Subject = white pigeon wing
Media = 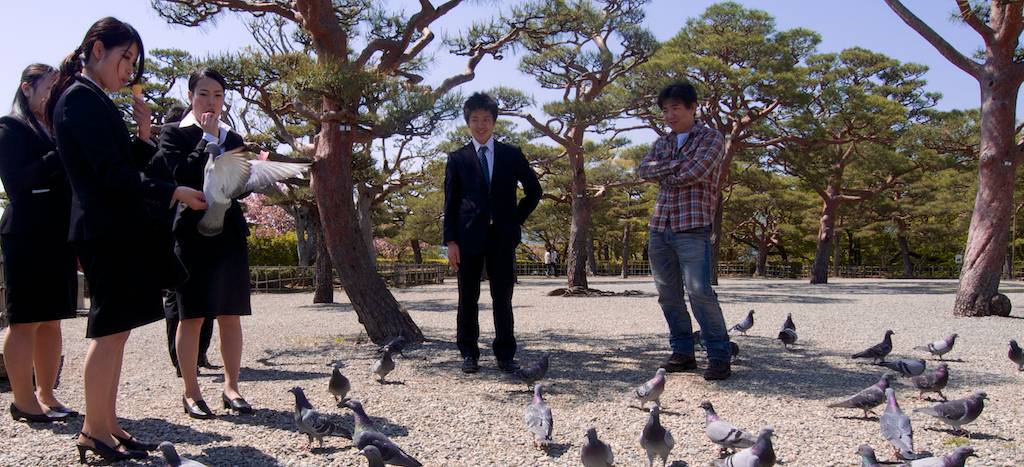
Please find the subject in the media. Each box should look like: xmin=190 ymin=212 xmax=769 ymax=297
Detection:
xmin=241 ymin=160 xmax=310 ymax=195
xmin=210 ymin=152 xmax=252 ymax=202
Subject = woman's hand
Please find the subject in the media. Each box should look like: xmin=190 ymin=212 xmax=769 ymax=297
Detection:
xmin=174 ymin=186 xmax=208 ymax=211
xmin=132 ymin=93 xmax=153 ymax=141
xmin=199 ymin=111 xmax=220 ymax=138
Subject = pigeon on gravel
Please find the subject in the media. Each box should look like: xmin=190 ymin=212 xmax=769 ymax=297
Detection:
xmin=381 ymin=335 xmax=407 ymax=358
xmin=371 ymin=347 xmax=396 ymax=384
xmin=199 ymin=142 xmax=309 ymax=236
xmin=828 ymin=373 xmax=896 ymax=418
xmin=580 ymin=427 xmax=614 ymax=467
xmin=158 ymin=442 xmax=206 ymax=467
xmin=730 ymin=310 xmax=755 ymax=336
xmin=343 ymin=399 xmax=423 ymax=467
xmin=1009 ymin=339 xmax=1023 ymax=370
xmin=640 ymin=403 xmax=674 ymax=467
xmin=524 ymin=384 xmax=554 ymax=448
xmin=782 ymin=313 xmax=796 ymax=332
xmin=634 ymin=368 xmax=666 ymax=407
xmin=852 ymin=330 xmax=895 ymax=363
xmin=874 ymin=358 xmax=927 ymax=378
xmin=329 ymin=365 xmax=351 ymax=405
xmin=515 ymin=354 xmax=549 ymax=390
xmin=905 ymin=446 xmax=977 ymax=467
xmin=288 ymin=386 xmax=352 ymax=449
xmin=880 ymin=388 xmax=920 ymax=461
xmin=911 ymin=363 xmax=949 ymax=401
xmin=360 ymin=445 xmax=386 ymax=467
xmin=712 ymin=427 xmax=775 ymax=467
xmin=913 ymin=391 xmax=987 ymax=435
xmin=856 ymin=444 xmax=881 ymax=467
xmin=777 ymin=328 xmax=797 ymax=350
xmin=914 ymin=334 xmax=957 ymax=361
xmin=700 ymin=400 xmax=757 ymax=455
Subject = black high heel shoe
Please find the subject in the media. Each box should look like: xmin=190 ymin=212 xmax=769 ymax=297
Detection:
xmin=221 ymin=392 xmax=254 ymax=414
xmin=47 ymin=405 xmax=80 ymax=417
xmin=76 ymin=432 xmax=147 ymax=464
xmin=182 ymin=396 xmax=216 ymax=419
xmin=112 ymin=432 xmax=158 ymax=452
xmin=9 ymin=403 xmax=68 ymax=423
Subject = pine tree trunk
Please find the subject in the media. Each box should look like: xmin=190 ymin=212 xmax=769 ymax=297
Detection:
xmin=295 ymin=205 xmax=314 ymax=267
xmin=586 ymin=232 xmax=598 ymax=275
xmin=711 ymin=197 xmax=723 ymax=285
xmin=897 ymin=234 xmax=914 ymax=279
xmin=312 ymin=209 xmax=334 ymax=304
xmin=810 ymin=197 xmax=838 ymax=284
xmin=356 ymin=187 xmax=377 ymax=270
xmin=755 ymin=240 xmax=768 ymax=277
xmin=566 ymin=153 xmax=591 ymax=289
xmin=411 ymin=239 xmax=423 ymax=264
xmin=620 ymin=222 xmax=631 ymax=279
xmin=311 ymin=114 xmax=423 ymax=342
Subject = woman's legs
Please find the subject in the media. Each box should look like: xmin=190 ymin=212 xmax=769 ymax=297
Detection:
xmin=3 ymin=323 xmax=45 ymax=414
xmin=217 ymin=315 xmax=243 ymax=399
xmin=33 ymin=320 xmax=66 ymax=409
xmin=78 ymin=331 xmax=130 ymax=448
xmin=176 ymin=317 xmax=205 ymax=401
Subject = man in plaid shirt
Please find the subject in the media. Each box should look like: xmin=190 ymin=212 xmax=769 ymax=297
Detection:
xmin=637 ymin=82 xmax=732 ymax=380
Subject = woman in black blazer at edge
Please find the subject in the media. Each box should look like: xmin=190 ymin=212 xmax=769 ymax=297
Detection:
xmin=0 ymin=64 xmax=78 ymax=424
xmin=157 ymin=68 xmax=254 ymax=419
xmin=46 ymin=17 xmax=207 ymax=463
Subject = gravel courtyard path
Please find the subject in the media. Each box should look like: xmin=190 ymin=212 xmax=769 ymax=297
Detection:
xmin=1 ymin=277 xmax=1022 ymax=466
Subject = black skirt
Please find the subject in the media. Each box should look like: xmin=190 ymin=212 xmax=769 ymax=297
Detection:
xmin=174 ymin=229 xmax=252 ymax=320
xmin=76 ymin=236 xmax=170 ymax=338
xmin=1 ymin=234 xmax=77 ymax=324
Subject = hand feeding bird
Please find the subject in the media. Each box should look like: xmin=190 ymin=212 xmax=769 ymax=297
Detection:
xmin=580 ymin=427 xmax=614 ymax=467
xmin=514 ymin=354 xmax=549 ymax=391
xmin=905 ymin=446 xmax=977 ymax=467
xmin=700 ymin=400 xmax=757 ymax=457
xmin=712 ymin=426 xmax=775 ymax=467
xmin=879 ymin=388 xmax=921 ymax=461
xmin=912 ymin=391 xmax=987 ymax=436
xmin=524 ymin=384 xmax=554 ymax=449
xmin=288 ymin=386 xmax=352 ymax=449
xmin=874 ymin=358 xmax=926 ymax=378
xmin=158 ymin=442 xmax=207 ymax=467
xmin=639 ymin=403 xmax=674 ymax=467
xmin=827 ymin=373 xmax=895 ymax=419
xmin=198 ymin=142 xmax=310 ymax=236
xmin=914 ymin=334 xmax=957 ymax=361
xmin=852 ymin=330 xmax=895 ymax=363
xmin=328 ymin=365 xmax=351 ymax=405
xmin=730 ymin=310 xmax=755 ymax=336
xmin=343 ymin=399 xmax=423 ymax=467
xmin=633 ymin=368 xmax=666 ymax=408
xmin=371 ymin=346 xmax=396 ymax=384
xmin=910 ymin=363 xmax=949 ymax=401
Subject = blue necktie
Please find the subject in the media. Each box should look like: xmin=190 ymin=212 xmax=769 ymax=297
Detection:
xmin=478 ymin=146 xmax=491 ymax=188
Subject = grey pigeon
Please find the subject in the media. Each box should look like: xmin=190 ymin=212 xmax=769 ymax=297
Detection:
xmin=199 ymin=142 xmax=309 ymax=236
xmin=639 ymin=403 xmax=674 ymax=467
xmin=875 ymin=358 xmax=927 ymax=378
xmin=371 ymin=347 xmax=396 ymax=384
xmin=905 ymin=446 xmax=977 ymax=467
xmin=730 ymin=310 xmax=755 ymax=336
xmin=580 ymin=427 xmax=614 ymax=467
xmin=856 ymin=444 xmax=881 ymax=467
xmin=853 ymin=330 xmax=895 ymax=363
xmin=515 ymin=354 xmax=549 ymax=390
xmin=329 ymin=365 xmax=351 ymax=405
xmin=782 ymin=313 xmax=796 ymax=332
xmin=158 ymin=442 xmax=206 ymax=467
xmin=343 ymin=399 xmax=423 ymax=467
xmin=634 ymin=368 xmax=666 ymax=407
xmin=828 ymin=373 xmax=895 ymax=418
xmin=360 ymin=445 xmax=386 ymax=467
xmin=524 ymin=384 xmax=553 ymax=448
xmin=777 ymin=328 xmax=797 ymax=350
xmin=910 ymin=363 xmax=949 ymax=401
xmin=913 ymin=391 xmax=987 ymax=435
xmin=914 ymin=334 xmax=957 ymax=361
xmin=1009 ymin=339 xmax=1023 ymax=370
xmin=287 ymin=386 xmax=352 ymax=449
xmin=712 ymin=426 xmax=775 ymax=467
xmin=880 ymin=388 xmax=919 ymax=460
xmin=381 ymin=335 xmax=407 ymax=357
xmin=700 ymin=400 xmax=756 ymax=455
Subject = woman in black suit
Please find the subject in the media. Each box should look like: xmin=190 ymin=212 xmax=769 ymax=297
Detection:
xmin=46 ymin=17 xmax=207 ymax=463
xmin=0 ymin=63 xmax=77 ymax=424
xmin=158 ymin=68 xmax=253 ymax=418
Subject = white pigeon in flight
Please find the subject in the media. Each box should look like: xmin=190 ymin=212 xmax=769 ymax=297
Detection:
xmin=198 ymin=142 xmax=310 ymax=236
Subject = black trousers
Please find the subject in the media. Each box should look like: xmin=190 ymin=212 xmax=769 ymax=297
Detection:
xmin=164 ymin=289 xmax=214 ymax=370
xmin=456 ymin=227 xmax=517 ymax=362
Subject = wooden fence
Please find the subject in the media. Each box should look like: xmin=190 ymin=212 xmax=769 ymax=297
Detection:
xmin=250 ymin=263 xmax=446 ymax=293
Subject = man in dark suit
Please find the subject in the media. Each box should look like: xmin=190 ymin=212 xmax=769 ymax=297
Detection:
xmin=443 ymin=93 xmax=542 ymax=374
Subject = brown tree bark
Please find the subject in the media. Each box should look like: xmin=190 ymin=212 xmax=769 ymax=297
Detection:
xmin=355 ymin=187 xmax=377 ymax=270
xmin=810 ymin=196 xmax=839 ymax=284
xmin=897 ymin=234 xmax=914 ymax=279
xmin=411 ymin=239 xmax=423 ymax=264
xmin=311 ymin=209 xmax=334 ymax=304
xmin=294 ymin=204 xmax=315 ymax=267
xmin=566 ymin=153 xmax=592 ymax=289
xmin=620 ymin=222 xmax=631 ymax=279
xmin=755 ymin=239 xmax=769 ymax=277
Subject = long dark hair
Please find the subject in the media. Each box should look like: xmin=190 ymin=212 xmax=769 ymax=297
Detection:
xmin=184 ymin=67 xmax=228 ymax=117
xmin=10 ymin=63 xmax=56 ymax=139
xmin=44 ymin=17 xmax=145 ymax=129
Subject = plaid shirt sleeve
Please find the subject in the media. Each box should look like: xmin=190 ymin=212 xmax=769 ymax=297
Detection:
xmin=636 ymin=137 xmax=676 ymax=180
xmin=661 ymin=129 xmax=725 ymax=187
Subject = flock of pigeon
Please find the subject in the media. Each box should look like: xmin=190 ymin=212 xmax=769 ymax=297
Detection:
xmin=153 ymin=315 xmax=1024 ymax=467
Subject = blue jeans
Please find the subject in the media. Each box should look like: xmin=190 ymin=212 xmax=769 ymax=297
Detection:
xmin=648 ymin=226 xmax=731 ymax=362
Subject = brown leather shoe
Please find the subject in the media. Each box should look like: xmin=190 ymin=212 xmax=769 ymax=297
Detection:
xmin=662 ymin=353 xmax=697 ymax=372
xmin=703 ymin=360 xmax=732 ymax=380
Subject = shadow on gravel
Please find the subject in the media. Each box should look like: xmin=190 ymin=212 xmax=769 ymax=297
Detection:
xmin=193 ymin=445 xmax=283 ymax=466
xmin=544 ymin=442 xmax=572 ymax=458
xmin=124 ymin=417 xmax=232 ymax=445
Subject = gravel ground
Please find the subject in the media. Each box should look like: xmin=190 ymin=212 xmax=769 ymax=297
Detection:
xmin=1 ymin=277 xmax=1023 ymax=466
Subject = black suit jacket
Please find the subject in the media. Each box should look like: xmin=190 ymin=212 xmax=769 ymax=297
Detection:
xmin=443 ymin=140 xmax=542 ymax=256
xmin=157 ymin=124 xmax=248 ymax=238
xmin=0 ymin=116 xmax=71 ymax=236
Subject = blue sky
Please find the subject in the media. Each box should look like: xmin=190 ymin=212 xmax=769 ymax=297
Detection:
xmin=0 ymin=0 xmax=1010 ymax=193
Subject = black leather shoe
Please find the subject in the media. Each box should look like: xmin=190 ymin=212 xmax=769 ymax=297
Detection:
xmin=497 ymin=360 xmax=520 ymax=373
xmin=461 ymin=357 xmax=479 ymax=374
xmin=113 ymin=433 xmax=158 ymax=452
xmin=222 ymin=392 xmax=254 ymax=414
xmin=198 ymin=356 xmax=221 ymax=369
xmin=703 ymin=360 xmax=732 ymax=381
xmin=182 ymin=396 xmax=216 ymax=419
xmin=46 ymin=405 xmax=80 ymax=417
xmin=10 ymin=403 xmax=69 ymax=423
xmin=662 ymin=353 xmax=698 ymax=372
xmin=77 ymin=432 xmax=147 ymax=464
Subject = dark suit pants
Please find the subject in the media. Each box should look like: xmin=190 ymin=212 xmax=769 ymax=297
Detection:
xmin=456 ymin=227 xmax=517 ymax=362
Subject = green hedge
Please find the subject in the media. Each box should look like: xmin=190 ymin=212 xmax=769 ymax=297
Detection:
xmin=249 ymin=232 xmax=299 ymax=266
